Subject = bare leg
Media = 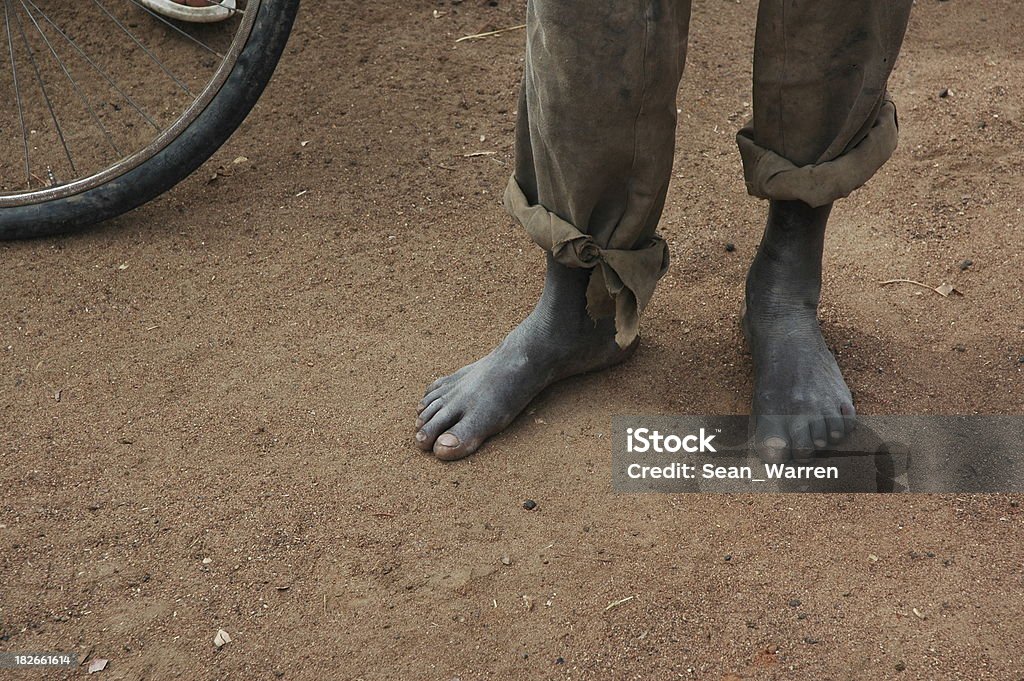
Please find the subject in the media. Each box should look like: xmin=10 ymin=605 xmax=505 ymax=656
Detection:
xmin=743 ymin=200 xmax=854 ymax=462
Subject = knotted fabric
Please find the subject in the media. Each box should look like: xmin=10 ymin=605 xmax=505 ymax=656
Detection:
xmin=504 ymin=176 xmax=669 ymax=348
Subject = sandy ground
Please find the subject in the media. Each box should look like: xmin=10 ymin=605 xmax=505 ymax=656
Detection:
xmin=2 ymin=0 xmax=1024 ymax=678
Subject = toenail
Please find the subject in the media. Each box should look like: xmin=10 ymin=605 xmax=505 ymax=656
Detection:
xmin=415 ymin=418 xmax=424 ymax=428
xmin=830 ymin=431 xmax=842 ymax=440
xmin=763 ymin=437 xmax=787 ymax=450
xmin=813 ymin=439 xmax=826 ymax=448
xmin=437 ymin=433 xmax=460 ymax=448
xmin=415 ymin=431 xmax=426 ymax=442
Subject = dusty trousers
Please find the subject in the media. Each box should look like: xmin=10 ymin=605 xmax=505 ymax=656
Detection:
xmin=504 ymin=0 xmax=913 ymax=347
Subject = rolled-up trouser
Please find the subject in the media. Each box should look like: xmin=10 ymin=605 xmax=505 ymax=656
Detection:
xmin=504 ymin=0 xmax=913 ymax=347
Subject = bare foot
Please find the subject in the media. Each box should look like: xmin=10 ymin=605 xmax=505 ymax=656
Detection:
xmin=743 ymin=200 xmax=855 ymax=462
xmin=415 ymin=257 xmax=635 ymax=460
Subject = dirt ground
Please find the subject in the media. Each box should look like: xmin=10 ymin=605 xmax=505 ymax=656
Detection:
xmin=2 ymin=0 xmax=1024 ymax=679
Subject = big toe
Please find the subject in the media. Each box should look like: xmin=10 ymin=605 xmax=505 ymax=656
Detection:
xmin=753 ymin=415 xmax=792 ymax=463
xmin=433 ymin=422 xmax=485 ymax=461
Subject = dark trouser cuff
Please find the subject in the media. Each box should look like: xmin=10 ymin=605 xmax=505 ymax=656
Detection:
xmin=736 ymin=98 xmax=899 ymax=208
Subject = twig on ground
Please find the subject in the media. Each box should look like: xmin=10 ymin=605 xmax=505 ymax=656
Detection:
xmin=879 ymin=278 xmax=961 ymax=297
xmin=604 ymin=595 xmax=635 ymax=612
xmin=455 ymin=24 xmax=526 ymax=43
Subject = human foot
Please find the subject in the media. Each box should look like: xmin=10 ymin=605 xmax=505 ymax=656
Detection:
xmin=415 ymin=258 xmax=635 ymax=460
xmin=743 ymin=200 xmax=855 ymax=462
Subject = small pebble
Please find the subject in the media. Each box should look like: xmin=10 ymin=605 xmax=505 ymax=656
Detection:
xmin=522 ymin=499 xmax=537 ymax=511
xmin=724 ymin=554 xmax=732 ymax=562
xmin=788 ymin=598 xmax=802 ymax=608
xmin=959 ymin=259 xmax=973 ymax=270
xmin=724 ymin=242 xmax=736 ymax=252
xmin=895 ymin=662 xmax=907 ymax=672
xmin=555 ymin=657 xmax=565 ymax=665
xmin=803 ymin=636 xmax=819 ymax=644
xmin=797 ymin=613 xmax=807 ymax=620
xmin=952 ymin=344 xmax=966 ymax=352
xmin=939 ymin=87 xmax=951 ymax=98
xmin=501 ymin=556 xmax=512 ymax=566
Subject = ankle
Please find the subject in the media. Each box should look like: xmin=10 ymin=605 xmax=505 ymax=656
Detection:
xmin=768 ymin=200 xmax=832 ymax=231
xmin=745 ymin=199 xmax=831 ymax=308
xmin=531 ymin=257 xmax=604 ymax=327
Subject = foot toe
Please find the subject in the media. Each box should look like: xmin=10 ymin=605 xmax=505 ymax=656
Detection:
xmin=825 ymin=412 xmax=846 ymax=443
xmin=424 ymin=364 xmax=474 ymax=395
xmin=433 ymin=422 xmax=484 ymax=461
xmin=415 ymin=407 xmax=458 ymax=451
xmin=418 ymin=386 xmax=448 ymax=413
xmin=754 ymin=415 xmax=791 ymax=463
xmin=809 ymin=417 xmax=828 ymax=451
xmin=788 ymin=419 xmax=815 ymax=461
xmin=416 ymin=398 xmax=446 ymax=429
xmin=424 ymin=375 xmax=450 ymax=394
xmin=840 ymin=401 xmax=857 ymax=435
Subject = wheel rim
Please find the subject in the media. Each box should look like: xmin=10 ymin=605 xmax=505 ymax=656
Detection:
xmin=0 ymin=0 xmax=260 ymax=208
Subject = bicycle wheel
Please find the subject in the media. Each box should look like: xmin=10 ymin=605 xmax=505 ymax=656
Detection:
xmin=0 ymin=0 xmax=299 ymax=239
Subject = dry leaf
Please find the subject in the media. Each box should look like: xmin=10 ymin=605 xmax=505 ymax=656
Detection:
xmin=213 ymin=629 xmax=232 ymax=648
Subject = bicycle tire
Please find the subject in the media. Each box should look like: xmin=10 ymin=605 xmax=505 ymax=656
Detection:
xmin=0 ymin=0 xmax=300 ymax=240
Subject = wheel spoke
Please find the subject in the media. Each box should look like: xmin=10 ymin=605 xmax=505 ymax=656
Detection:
xmin=19 ymin=0 xmax=121 ymax=158
xmin=91 ymin=0 xmax=193 ymax=97
xmin=11 ymin=0 xmax=76 ymax=175
xmin=4 ymin=0 xmax=31 ymax=186
xmin=22 ymin=0 xmax=160 ymax=131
